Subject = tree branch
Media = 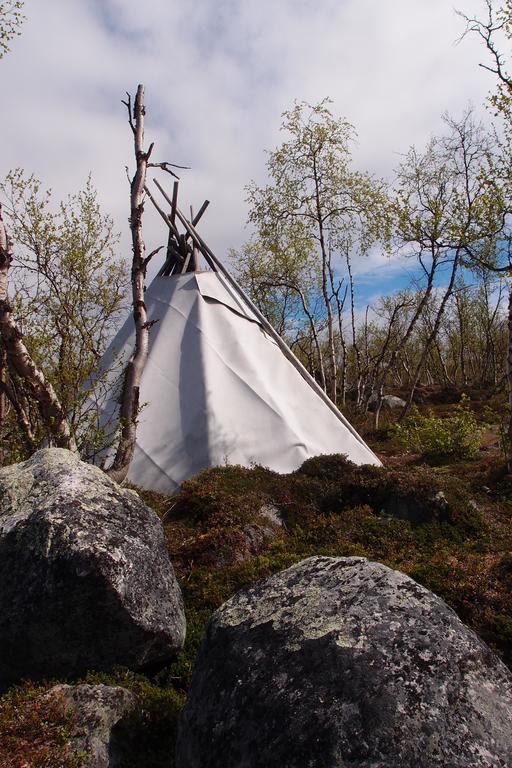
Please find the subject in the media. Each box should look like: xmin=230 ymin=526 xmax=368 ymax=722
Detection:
xmin=147 ymin=161 xmax=191 ymax=179
xmin=121 ymin=92 xmax=136 ymax=135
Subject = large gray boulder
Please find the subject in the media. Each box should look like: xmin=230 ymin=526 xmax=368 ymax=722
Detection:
xmin=46 ymin=684 xmax=135 ymax=768
xmin=0 ymin=448 xmax=185 ymax=686
xmin=367 ymin=393 xmax=406 ymax=411
xmin=177 ymin=556 xmax=512 ymax=768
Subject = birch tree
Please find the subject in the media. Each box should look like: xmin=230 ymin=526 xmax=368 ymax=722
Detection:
xmin=388 ymin=111 xmax=508 ymax=420
xmin=0 ymin=204 xmax=76 ymax=454
xmin=244 ymin=100 xmax=391 ymax=403
xmin=0 ymin=171 xmax=127 ymax=460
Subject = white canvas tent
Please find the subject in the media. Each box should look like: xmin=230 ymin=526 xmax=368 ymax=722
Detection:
xmin=91 ymin=181 xmax=380 ymax=494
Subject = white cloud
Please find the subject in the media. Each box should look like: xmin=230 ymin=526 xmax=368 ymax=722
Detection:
xmin=0 ymin=0 xmax=499 ymax=283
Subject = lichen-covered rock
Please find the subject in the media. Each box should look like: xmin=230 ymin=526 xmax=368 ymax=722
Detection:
xmin=46 ymin=684 xmax=135 ymax=768
xmin=0 ymin=448 xmax=185 ymax=686
xmin=257 ymin=503 xmax=283 ymax=527
xmin=367 ymin=393 xmax=406 ymax=411
xmin=176 ymin=556 xmax=512 ymax=768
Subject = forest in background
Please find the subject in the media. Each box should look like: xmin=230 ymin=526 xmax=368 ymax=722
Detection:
xmin=231 ymin=104 xmax=511 ymax=428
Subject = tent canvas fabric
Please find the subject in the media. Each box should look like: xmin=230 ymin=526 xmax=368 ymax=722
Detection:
xmin=92 ymin=269 xmax=380 ymax=494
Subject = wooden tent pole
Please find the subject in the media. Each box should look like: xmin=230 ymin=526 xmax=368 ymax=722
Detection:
xmin=170 ymin=181 xmax=179 ymax=228
xmin=190 ymin=199 xmax=210 ymax=229
xmin=144 ymin=185 xmax=180 ymax=237
xmin=150 ymin=181 xmax=216 ymax=271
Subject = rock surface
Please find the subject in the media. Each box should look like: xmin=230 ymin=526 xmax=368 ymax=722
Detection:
xmin=46 ymin=684 xmax=135 ymax=768
xmin=367 ymin=393 xmax=406 ymax=411
xmin=176 ymin=556 xmax=512 ymax=768
xmin=0 ymin=448 xmax=185 ymax=686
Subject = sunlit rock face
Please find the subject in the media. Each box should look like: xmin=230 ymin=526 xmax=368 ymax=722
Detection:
xmin=0 ymin=448 xmax=185 ymax=687
xmin=177 ymin=556 xmax=512 ymax=768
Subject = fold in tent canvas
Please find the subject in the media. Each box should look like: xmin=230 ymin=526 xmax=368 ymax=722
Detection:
xmin=91 ymin=267 xmax=380 ymax=495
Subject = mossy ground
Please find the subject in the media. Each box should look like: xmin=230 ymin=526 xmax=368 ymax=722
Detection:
xmin=3 ymin=388 xmax=512 ymax=766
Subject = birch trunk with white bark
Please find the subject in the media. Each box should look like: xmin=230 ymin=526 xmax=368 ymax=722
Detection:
xmin=0 ymin=203 xmax=76 ymax=452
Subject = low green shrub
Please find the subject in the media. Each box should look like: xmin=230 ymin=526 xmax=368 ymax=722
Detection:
xmin=295 ymin=453 xmax=354 ymax=484
xmin=171 ymin=464 xmax=278 ymax=529
xmin=393 ymin=395 xmax=484 ymax=461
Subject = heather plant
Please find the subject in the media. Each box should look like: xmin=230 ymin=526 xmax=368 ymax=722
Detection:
xmin=0 ymin=683 xmax=86 ymax=767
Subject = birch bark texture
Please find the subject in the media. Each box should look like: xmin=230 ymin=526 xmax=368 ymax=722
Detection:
xmin=0 ymin=203 xmax=76 ymax=451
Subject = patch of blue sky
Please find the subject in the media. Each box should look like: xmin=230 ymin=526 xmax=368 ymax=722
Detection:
xmin=343 ymin=254 xmax=507 ymax=310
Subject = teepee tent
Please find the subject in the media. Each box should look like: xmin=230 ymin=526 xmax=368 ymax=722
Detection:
xmin=91 ymin=181 xmax=380 ymax=494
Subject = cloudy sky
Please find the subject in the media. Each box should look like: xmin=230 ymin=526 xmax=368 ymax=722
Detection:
xmin=1 ymin=0 xmax=499 ymax=300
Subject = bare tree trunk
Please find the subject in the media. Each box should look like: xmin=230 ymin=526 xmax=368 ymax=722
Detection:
xmin=292 ymin=286 xmax=326 ymax=392
xmin=345 ymin=252 xmax=363 ymax=408
xmin=400 ymin=253 xmax=460 ymax=420
xmin=507 ymin=285 xmax=512 ymax=472
xmin=0 ymin=341 xmax=6 ymax=462
xmin=313 ymin=159 xmax=337 ymax=403
xmin=368 ymin=299 xmax=408 ymax=427
xmin=333 ymin=280 xmax=348 ymax=406
xmin=362 ymin=305 xmax=371 ymax=404
xmin=455 ymin=290 xmax=468 ymax=385
xmin=372 ymin=253 xmax=439 ymax=419
xmin=374 ymin=382 xmax=385 ymax=431
xmin=108 ymin=85 xmax=154 ymax=483
xmin=484 ymin=278 xmax=503 ymax=386
xmin=0 ymin=204 xmax=76 ymax=452
xmin=328 ymin=260 xmax=347 ymax=405
xmin=433 ymin=339 xmax=454 ymax=386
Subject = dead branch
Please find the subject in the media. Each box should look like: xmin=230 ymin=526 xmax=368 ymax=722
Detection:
xmin=147 ymin=161 xmax=191 ymax=179
xmin=108 ymin=84 xmax=154 ymax=483
xmin=457 ymin=2 xmax=511 ymax=89
xmin=121 ymin=92 xmax=136 ymax=135
xmin=144 ymin=244 xmax=164 ymax=269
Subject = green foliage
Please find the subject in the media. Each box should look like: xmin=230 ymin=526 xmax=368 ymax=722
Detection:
xmin=393 ymin=395 xmax=485 ymax=461
xmin=0 ymin=682 xmax=86 ymax=767
xmin=295 ymin=453 xmax=355 ymax=484
xmin=0 ymin=1 xmax=24 ymax=59
xmin=0 ymin=170 xmax=128 ymax=462
xmin=246 ymin=99 xmax=392 ymax=257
